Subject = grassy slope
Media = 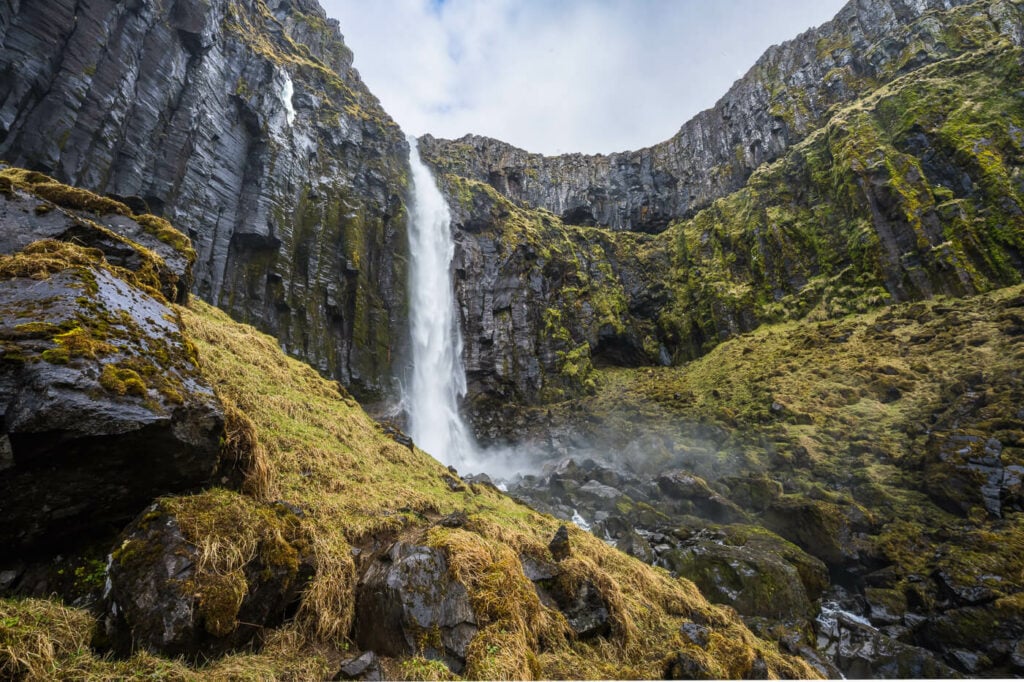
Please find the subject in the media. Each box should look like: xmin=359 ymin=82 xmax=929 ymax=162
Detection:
xmin=1 ymin=298 xmax=814 ymax=680
xmin=543 ymin=284 xmax=1024 ymax=608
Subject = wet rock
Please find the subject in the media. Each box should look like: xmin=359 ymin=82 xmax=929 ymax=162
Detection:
xmin=576 ymin=479 xmax=623 ymax=502
xmin=354 ymin=542 xmax=477 ymax=673
xmin=762 ymin=497 xmax=864 ymax=568
xmin=720 ymin=474 xmax=784 ymax=512
xmin=680 ymin=622 xmax=710 ymax=647
xmin=816 ymin=596 xmax=960 ymax=678
xmin=104 ymin=495 xmax=314 ymax=659
xmin=437 ymin=511 xmax=469 ymax=528
xmin=1010 ymin=639 xmax=1024 ymax=671
xmin=614 ymin=530 xmax=656 ymax=564
xmin=864 ymin=587 xmax=907 ymax=626
xmin=520 ymin=554 xmax=558 ymax=582
xmin=657 ymin=471 xmax=748 ymax=523
xmin=0 ymin=0 xmax=410 ymax=402
xmin=334 ymin=651 xmax=383 ymax=681
xmin=925 ymin=430 xmax=1011 ymax=517
xmin=918 ymin=596 xmax=1024 ymax=671
xmin=379 ymin=422 xmax=413 ymax=450
xmin=549 ymin=525 xmax=571 ymax=561
xmin=0 ymin=251 xmax=223 ymax=555
xmin=441 ymin=474 xmax=466 ymax=493
xmin=0 ymin=180 xmax=193 ymax=302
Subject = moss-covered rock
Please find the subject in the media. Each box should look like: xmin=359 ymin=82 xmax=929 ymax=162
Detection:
xmin=0 ymin=237 xmax=222 ymax=554
xmin=105 ymin=490 xmax=314 ymax=659
xmin=354 ymin=541 xmax=477 ymax=674
xmin=0 ymin=167 xmax=195 ymax=304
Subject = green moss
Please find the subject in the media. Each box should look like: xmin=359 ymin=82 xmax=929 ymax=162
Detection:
xmin=99 ymin=364 xmax=148 ymax=397
xmin=134 ymin=214 xmax=197 ymax=263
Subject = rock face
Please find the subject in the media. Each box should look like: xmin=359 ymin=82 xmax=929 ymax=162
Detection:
xmin=354 ymin=542 xmax=478 ymax=674
xmin=104 ymin=492 xmax=314 ymax=658
xmin=435 ymin=0 xmax=1024 ymax=425
xmin=0 ymin=0 xmax=410 ymax=400
xmin=0 ymin=178 xmax=223 ymax=555
xmin=420 ymin=0 xmax=1004 ymax=233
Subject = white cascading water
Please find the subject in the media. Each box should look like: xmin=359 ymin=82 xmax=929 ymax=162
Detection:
xmin=405 ymin=135 xmax=477 ymax=467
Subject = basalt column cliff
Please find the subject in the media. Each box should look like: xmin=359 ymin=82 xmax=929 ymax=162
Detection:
xmin=0 ymin=0 xmax=410 ymax=400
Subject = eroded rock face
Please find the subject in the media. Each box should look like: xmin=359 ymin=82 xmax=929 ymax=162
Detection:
xmin=0 ymin=253 xmax=223 ymax=555
xmin=0 ymin=0 xmax=410 ymax=400
xmin=420 ymin=0 xmax=990 ymax=233
xmin=429 ymin=0 xmax=1024 ymax=429
xmin=354 ymin=542 xmax=477 ymax=674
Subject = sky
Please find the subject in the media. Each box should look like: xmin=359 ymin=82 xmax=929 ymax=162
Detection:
xmin=320 ymin=0 xmax=848 ymax=155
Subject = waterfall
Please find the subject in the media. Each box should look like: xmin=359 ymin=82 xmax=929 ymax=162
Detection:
xmin=405 ymin=135 xmax=477 ymax=467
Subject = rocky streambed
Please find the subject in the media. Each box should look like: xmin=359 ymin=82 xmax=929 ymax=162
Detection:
xmin=458 ymin=450 xmax=1019 ymax=678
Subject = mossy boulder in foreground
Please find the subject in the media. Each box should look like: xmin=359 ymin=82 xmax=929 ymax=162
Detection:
xmin=0 ymin=247 xmax=222 ymax=555
xmin=104 ymin=491 xmax=314 ymax=659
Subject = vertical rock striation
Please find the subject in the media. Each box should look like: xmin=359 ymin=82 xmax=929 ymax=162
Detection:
xmin=0 ymin=0 xmax=410 ymax=400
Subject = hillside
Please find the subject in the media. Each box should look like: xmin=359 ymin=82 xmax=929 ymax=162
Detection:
xmin=0 ymin=170 xmax=810 ymax=679
xmin=2 ymin=0 xmax=1024 ymax=678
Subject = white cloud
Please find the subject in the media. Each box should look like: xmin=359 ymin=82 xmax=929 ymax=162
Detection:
xmin=321 ymin=0 xmax=848 ymax=154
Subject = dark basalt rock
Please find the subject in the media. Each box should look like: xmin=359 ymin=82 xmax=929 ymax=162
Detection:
xmin=925 ymin=430 xmax=1017 ymax=518
xmin=663 ymin=650 xmax=716 ymax=680
xmin=0 ymin=263 xmax=223 ymax=556
xmin=660 ymin=536 xmax=819 ymax=622
xmin=354 ymin=542 xmax=477 ymax=674
xmin=0 ymin=178 xmax=193 ymax=303
xmin=0 ymin=0 xmax=410 ymax=402
xmin=816 ymin=595 xmax=961 ymax=679
xmin=550 ymin=577 xmax=611 ymax=640
xmin=761 ymin=497 xmax=869 ymax=569
xmin=334 ymin=651 xmax=383 ymax=681
xmin=103 ymin=496 xmax=314 ymax=659
xmin=549 ymin=524 xmax=571 ymax=562
xmin=657 ymin=471 xmax=748 ymax=524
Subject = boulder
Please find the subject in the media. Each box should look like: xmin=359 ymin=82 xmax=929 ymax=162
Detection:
xmin=925 ymin=430 xmax=1012 ymax=517
xmin=354 ymin=542 xmax=477 ymax=673
xmin=334 ymin=651 xmax=383 ymax=681
xmin=547 ymin=576 xmax=611 ymax=640
xmin=663 ymin=650 xmax=716 ymax=679
xmin=0 ymin=172 xmax=194 ymax=303
xmin=657 ymin=471 xmax=748 ymax=524
xmin=103 ymin=492 xmax=314 ymax=659
xmin=549 ymin=525 xmax=571 ymax=561
xmin=518 ymin=549 xmax=612 ymax=640
xmin=0 ymin=242 xmax=223 ymax=556
xmin=660 ymin=540 xmax=817 ymax=622
xmin=761 ymin=496 xmax=868 ymax=568
xmin=816 ymin=591 xmax=960 ymax=678
xmin=918 ymin=594 xmax=1024 ymax=672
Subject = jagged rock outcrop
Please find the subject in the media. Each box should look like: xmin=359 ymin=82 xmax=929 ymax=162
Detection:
xmin=421 ymin=0 xmax=1021 ymax=233
xmin=0 ymin=173 xmax=223 ymax=556
xmin=0 ymin=0 xmax=410 ymax=400
xmin=354 ymin=541 xmax=478 ymax=674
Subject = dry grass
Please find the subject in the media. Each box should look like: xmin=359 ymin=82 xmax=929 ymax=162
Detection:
xmin=2 ymin=296 xmax=817 ymax=679
xmin=176 ymin=299 xmax=815 ymax=679
xmin=0 ymin=239 xmax=105 ymax=281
